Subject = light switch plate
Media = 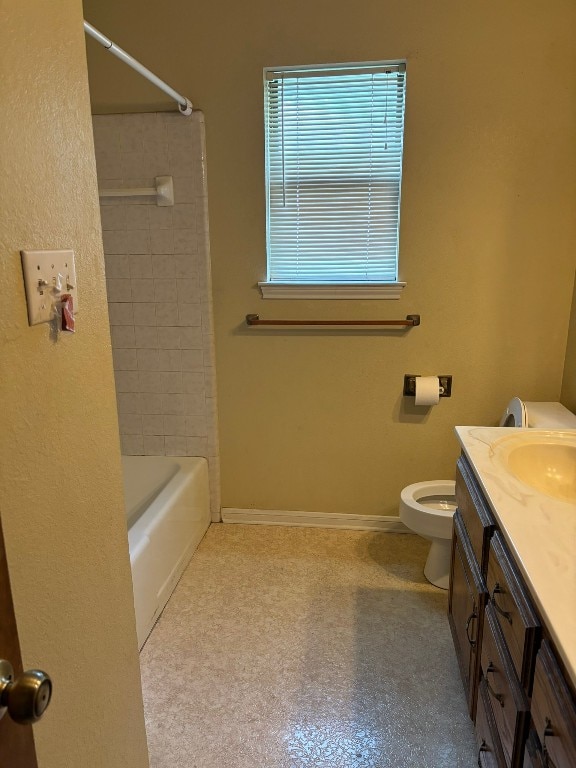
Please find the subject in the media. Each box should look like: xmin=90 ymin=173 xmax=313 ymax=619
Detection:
xmin=21 ymin=249 xmax=78 ymax=327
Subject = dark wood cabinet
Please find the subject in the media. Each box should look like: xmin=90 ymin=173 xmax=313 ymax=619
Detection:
xmin=449 ymin=454 xmax=576 ymax=768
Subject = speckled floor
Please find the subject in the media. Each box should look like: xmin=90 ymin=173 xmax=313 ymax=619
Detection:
xmin=140 ymin=524 xmax=477 ymax=767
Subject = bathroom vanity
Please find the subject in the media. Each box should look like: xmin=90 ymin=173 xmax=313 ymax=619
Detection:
xmin=448 ymin=427 xmax=576 ymax=767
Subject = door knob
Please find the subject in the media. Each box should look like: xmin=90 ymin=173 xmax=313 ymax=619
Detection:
xmin=0 ymin=659 xmax=52 ymax=724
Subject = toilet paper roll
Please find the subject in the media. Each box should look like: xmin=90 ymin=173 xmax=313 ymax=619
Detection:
xmin=415 ymin=376 xmax=441 ymax=406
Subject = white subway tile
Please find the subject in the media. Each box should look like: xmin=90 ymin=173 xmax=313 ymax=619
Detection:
xmin=161 ymin=394 xmax=185 ymax=414
xmin=152 ymin=254 xmax=177 ymax=278
xmin=131 ymin=279 xmax=155 ymax=303
xmin=150 ymin=229 xmax=174 ymax=255
xmin=174 ymin=254 xmax=197 ymax=279
xmin=126 ymin=230 xmax=150 ymax=255
xmin=108 ymin=303 xmax=134 ymax=326
xmin=184 ymin=415 xmax=207 ymax=436
xmin=118 ymin=413 xmax=142 ymax=435
xmin=181 ymin=349 xmax=204 ymax=371
xmin=125 ymin=206 xmax=149 ymax=230
xmin=136 ymin=349 xmax=160 ymax=371
xmin=105 ymin=254 xmax=131 ymax=279
xmin=159 ymin=372 xmax=183 ymax=393
xmin=95 ymin=150 xmax=122 ymax=180
xmin=142 ymin=415 xmax=165 ymax=435
xmin=157 ymin=349 xmax=182 ymax=371
xmin=148 ymin=207 xmax=173 ymax=230
xmin=178 ymin=303 xmax=201 ymax=327
xmin=173 ymin=177 xmax=196 ymax=203
xmin=154 ymin=279 xmax=177 ymax=303
xmin=116 ymin=393 xmax=140 ymax=414
xmin=133 ymin=303 xmax=157 ymax=326
xmin=115 ymin=370 xmax=140 ymax=392
xmin=110 ymin=325 xmax=135 ymax=348
xmin=182 ymin=372 xmax=205 ymax=394
xmin=129 ymin=254 xmax=153 ymax=279
xmin=180 ymin=327 xmax=203 ymax=349
xmin=186 ymin=436 xmax=208 ymax=457
xmin=174 ymin=228 xmax=198 ymax=254
xmin=100 ymin=205 xmax=127 ymax=232
xmin=121 ymin=434 xmax=144 ymax=455
xmin=102 ymin=230 xmax=129 ymax=255
xmin=184 ymin=393 xmax=206 ymax=415
xmin=138 ymin=393 xmax=163 ymax=414
xmin=139 ymin=371 xmax=162 ymax=393
xmin=173 ymin=204 xmax=196 ymax=229
xmin=177 ymin=277 xmax=200 ymax=303
xmin=134 ymin=325 xmax=159 ymax=348
xmin=143 ymin=435 xmax=165 ymax=456
xmin=106 ymin=279 xmax=132 ymax=302
xmin=157 ymin=327 xmax=181 ymax=349
xmin=164 ymin=436 xmax=187 ymax=456
xmin=156 ymin=303 xmax=179 ymax=326
xmin=112 ymin=348 xmax=138 ymax=371
xmin=163 ymin=415 xmax=186 ymax=436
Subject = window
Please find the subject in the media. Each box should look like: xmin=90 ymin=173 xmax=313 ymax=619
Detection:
xmin=261 ymin=61 xmax=407 ymax=299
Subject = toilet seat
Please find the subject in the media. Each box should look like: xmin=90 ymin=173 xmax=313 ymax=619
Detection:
xmin=399 ymin=480 xmax=456 ymax=541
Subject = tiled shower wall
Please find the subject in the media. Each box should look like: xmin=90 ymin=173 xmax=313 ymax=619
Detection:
xmin=92 ymin=112 xmax=220 ymax=519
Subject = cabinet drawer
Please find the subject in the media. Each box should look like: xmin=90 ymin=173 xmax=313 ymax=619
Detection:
xmin=486 ymin=532 xmax=540 ymax=692
xmin=477 ymin=677 xmax=507 ymax=767
xmin=456 ymin=456 xmax=497 ymax=576
xmin=531 ymin=640 xmax=576 ymax=768
xmin=448 ymin=511 xmax=487 ymax=720
xmin=481 ymin=604 xmax=530 ymax=767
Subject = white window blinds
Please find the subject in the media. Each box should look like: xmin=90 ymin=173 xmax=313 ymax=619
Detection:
xmin=264 ymin=62 xmax=407 ymax=285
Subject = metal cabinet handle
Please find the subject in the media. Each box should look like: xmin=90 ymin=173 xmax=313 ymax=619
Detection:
xmin=465 ymin=607 xmax=478 ymax=648
xmin=541 ymin=718 xmax=556 ymax=768
xmin=485 ymin=663 xmax=505 ymax=707
xmin=491 ymin=583 xmax=513 ymax=625
xmin=0 ymin=659 xmax=52 ymax=725
xmin=477 ymin=738 xmax=488 ymax=766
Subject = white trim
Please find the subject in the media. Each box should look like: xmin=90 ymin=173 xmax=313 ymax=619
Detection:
xmin=258 ymin=282 xmax=406 ymax=300
xmin=221 ymin=508 xmax=410 ymax=533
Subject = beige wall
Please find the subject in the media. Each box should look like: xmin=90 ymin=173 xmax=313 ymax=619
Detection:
xmin=0 ymin=2 xmax=148 ymax=766
xmin=84 ymin=0 xmax=576 ymax=515
xmin=561 ymin=278 xmax=576 ymax=412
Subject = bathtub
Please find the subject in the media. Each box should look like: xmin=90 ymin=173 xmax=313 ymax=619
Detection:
xmin=122 ymin=455 xmax=211 ymax=649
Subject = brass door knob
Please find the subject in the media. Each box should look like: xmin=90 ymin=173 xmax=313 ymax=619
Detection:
xmin=0 ymin=659 xmax=52 ymax=724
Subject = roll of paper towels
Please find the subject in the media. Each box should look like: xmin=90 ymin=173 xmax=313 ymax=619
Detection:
xmin=415 ymin=376 xmax=441 ymax=406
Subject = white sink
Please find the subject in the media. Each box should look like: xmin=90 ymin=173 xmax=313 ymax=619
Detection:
xmin=492 ymin=431 xmax=576 ymax=503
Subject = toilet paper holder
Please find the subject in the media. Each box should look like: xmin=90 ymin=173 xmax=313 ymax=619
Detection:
xmin=403 ymin=375 xmax=452 ymax=398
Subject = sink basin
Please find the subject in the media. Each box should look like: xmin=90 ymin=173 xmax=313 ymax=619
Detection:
xmin=492 ymin=431 xmax=576 ymax=503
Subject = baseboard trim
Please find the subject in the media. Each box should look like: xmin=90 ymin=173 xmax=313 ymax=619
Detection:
xmin=221 ymin=508 xmax=409 ymax=533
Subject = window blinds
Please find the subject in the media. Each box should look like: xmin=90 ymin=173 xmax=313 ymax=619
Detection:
xmin=264 ymin=63 xmax=406 ymax=284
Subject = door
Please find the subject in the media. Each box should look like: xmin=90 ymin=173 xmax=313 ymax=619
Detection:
xmin=0 ymin=515 xmax=38 ymax=768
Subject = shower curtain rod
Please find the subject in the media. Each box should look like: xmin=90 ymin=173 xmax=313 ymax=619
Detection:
xmin=83 ymin=21 xmax=193 ymax=116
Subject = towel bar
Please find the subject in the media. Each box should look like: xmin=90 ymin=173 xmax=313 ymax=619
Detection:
xmin=245 ymin=314 xmax=420 ymax=327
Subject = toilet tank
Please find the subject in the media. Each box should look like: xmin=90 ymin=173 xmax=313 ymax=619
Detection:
xmin=500 ymin=397 xmax=576 ymax=428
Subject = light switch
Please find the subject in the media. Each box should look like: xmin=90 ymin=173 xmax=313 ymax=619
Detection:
xmin=21 ymin=250 xmax=78 ymax=327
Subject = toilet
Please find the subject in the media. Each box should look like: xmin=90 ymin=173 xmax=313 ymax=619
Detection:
xmin=399 ymin=396 xmax=576 ymax=590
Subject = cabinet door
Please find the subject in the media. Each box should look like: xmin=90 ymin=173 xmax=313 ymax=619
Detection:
xmin=531 ymin=641 xmax=576 ymax=768
xmin=456 ymin=456 xmax=497 ymax=577
xmin=448 ymin=510 xmax=487 ymax=719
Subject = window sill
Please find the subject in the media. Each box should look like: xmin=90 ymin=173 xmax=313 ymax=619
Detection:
xmin=258 ymin=282 xmax=406 ymax=300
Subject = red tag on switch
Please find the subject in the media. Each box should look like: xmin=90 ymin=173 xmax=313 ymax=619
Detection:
xmin=61 ymin=294 xmax=75 ymax=332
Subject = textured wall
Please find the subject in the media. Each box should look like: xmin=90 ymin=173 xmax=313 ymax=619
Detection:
xmin=84 ymin=0 xmax=576 ymax=515
xmin=0 ymin=2 xmax=149 ymax=767
xmin=561 ymin=279 xmax=576 ymax=412
xmin=93 ymin=112 xmax=221 ymax=518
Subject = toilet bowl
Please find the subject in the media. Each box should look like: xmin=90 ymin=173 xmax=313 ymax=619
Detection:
xmin=399 ymin=396 xmax=576 ymax=591
xmin=399 ymin=481 xmax=457 ymax=589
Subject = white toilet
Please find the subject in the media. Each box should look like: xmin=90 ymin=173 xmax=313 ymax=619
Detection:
xmin=399 ymin=396 xmax=576 ymax=590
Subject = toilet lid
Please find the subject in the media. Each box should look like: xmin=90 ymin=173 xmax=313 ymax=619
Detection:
xmin=499 ymin=397 xmax=526 ymax=427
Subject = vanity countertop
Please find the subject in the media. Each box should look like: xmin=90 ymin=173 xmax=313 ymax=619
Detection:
xmin=455 ymin=426 xmax=576 ymax=688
